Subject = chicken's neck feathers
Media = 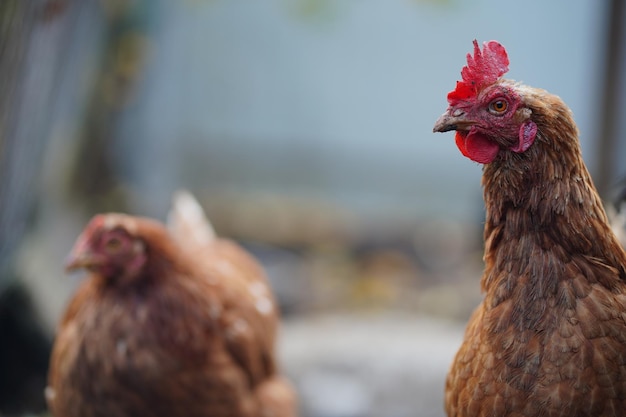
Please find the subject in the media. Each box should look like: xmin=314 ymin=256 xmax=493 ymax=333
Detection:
xmin=480 ymin=92 xmax=626 ymax=305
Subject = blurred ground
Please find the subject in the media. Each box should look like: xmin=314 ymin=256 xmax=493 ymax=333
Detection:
xmin=280 ymin=313 xmax=465 ymax=417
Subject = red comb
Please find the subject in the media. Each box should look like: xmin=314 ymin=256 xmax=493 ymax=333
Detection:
xmin=447 ymin=40 xmax=509 ymax=105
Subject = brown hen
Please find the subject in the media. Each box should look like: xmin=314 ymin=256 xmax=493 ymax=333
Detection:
xmin=434 ymin=40 xmax=626 ymax=416
xmin=46 ymin=192 xmax=297 ymax=417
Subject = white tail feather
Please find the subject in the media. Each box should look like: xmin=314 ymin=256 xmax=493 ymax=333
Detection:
xmin=167 ymin=190 xmax=216 ymax=246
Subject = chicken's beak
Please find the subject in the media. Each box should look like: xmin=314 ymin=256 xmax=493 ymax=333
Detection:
xmin=65 ymin=239 xmax=97 ymax=272
xmin=433 ymin=110 xmax=475 ymax=133
xmin=65 ymin=252 xmax=95 ymax=272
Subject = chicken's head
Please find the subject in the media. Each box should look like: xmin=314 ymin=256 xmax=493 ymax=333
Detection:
xmin=433 ymin=40 xmax=537 ymax=164
xmin=66 ymin=214 xmax=147 ymax=280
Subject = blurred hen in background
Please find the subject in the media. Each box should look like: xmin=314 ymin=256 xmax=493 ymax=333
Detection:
xmin=47 ymin=191 xmax=297 ymax=417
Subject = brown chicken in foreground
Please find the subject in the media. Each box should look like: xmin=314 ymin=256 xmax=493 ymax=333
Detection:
xmin=46 ymin=191 xmax=297 ymax=417
xmin=434 ymin=40 xmax=626 ymax=416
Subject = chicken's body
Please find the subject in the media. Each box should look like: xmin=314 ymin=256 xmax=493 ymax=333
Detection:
xmin=47 ymin=194 xmax=296 ymax=417
xmin=435 ymin=41 xmax=626 ymax=416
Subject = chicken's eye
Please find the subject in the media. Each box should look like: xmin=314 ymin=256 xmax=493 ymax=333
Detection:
xmin=104 ymin=236 xmax=123 ymax=253
xmin=488 ymin=99 xmax=508 ymax=115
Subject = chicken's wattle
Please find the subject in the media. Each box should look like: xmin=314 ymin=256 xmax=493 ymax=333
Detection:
xmin=455 ymin=131 xmax=500 ymax=164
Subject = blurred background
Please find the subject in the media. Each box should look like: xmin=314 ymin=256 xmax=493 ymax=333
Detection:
xmin=1 ymin=0 xmax=625 ymax=416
